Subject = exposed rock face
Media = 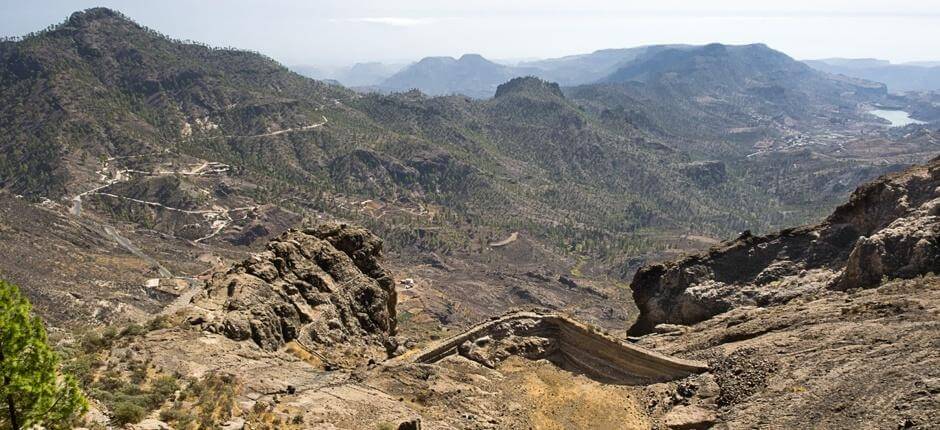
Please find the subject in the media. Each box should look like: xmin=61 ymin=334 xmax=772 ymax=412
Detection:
xmin=663 ymin=405 xmax=718 ymax=430
xmin=192 ymin=223 xmax=397 ymax=355
xmin=839 ymin=197 xmax=940 ymax=289
xmin=638 ymin=275 xmax=940 ymax=429
xmin=402 ymin=310 xmax=707 ymax=384
xmin=630 ymin=157 xmax=940 ymax=334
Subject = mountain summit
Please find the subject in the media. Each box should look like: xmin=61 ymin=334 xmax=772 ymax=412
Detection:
xmin=494 ymin=76 xmax=564 ymax=99
xmin=379 ymin=53 xmax=530 ymax=97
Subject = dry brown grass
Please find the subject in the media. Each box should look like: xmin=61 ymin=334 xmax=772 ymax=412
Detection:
xmin=500 ymin=356 xmax=651 ymax=430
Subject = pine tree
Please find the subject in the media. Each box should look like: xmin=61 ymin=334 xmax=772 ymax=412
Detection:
xmin=0 ymin=280 xmax=87 ymax=430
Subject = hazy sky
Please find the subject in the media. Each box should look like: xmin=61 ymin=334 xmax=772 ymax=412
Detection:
xmin=2 ymin=0 xmax=939 ymax=66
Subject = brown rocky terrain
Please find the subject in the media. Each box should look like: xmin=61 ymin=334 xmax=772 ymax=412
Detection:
xmin=399 ymin=310 xmax=706 ymax=384
xmin=76 ymin=221 xmax=697 ymax=429
xmin=2 ymin=8 xmax=939 ymax=430
xmin=625 ymin=157 xmax=940 ymax=429
xmin=630 ymin=156 xmax=940 ymax=334
xmin=638 ymin=275 xmax=940 ymax=429
xmin=191 ymin=224 xmax=399 ymax=363
xmin=86 ymin=155 xmax=940 ymax=428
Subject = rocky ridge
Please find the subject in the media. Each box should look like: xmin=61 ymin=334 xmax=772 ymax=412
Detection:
xmin=401 ymin=310 xmax=707 ymax=384
xmin=190 ymin=223 xmax=398 ymax=362
xmin=625 ymin=158 xmax=940 ymax=429
xmin=102 ymin=221 xmax=700 ymax=429
xmin=629 ymin=156 xmax=940 ymax=334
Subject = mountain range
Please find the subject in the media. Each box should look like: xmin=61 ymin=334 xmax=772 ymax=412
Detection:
xmin=293 ymin=61 xmax=407 ymax=87
xmin=806 ymin=57 xmax=940 ymax=93
xmin=1 ymin=7 xmax=940 ymax=429
xmin=3 ymin=8 xmax=937 ymax=282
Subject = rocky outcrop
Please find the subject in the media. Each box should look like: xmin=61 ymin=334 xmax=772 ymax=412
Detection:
xmin=839 ymin=197 xmax=940 ymax=289
xmin=191 ymin=223 xmax=397 ymax=355
xmin=637 ymin=275 xmax=940 ymax=429
xmin=663 ymin=405 xmax=718 ymax=430
xmin=400 ymin=310 xmax=707 ymax=384
xmin=629 ymin=157 xmax=940 ymax=334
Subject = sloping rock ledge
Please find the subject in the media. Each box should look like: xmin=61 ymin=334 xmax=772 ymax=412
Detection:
xmin=397 ymin=310 xmax=708 ymax=384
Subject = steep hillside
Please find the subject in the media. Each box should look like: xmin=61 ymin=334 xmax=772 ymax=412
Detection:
xmin=571 ymin=43 xmax=887 ymax=148
xmin=2 ymin=8 xmax=937 ymax=334
xmin=0 ymin=7 xmax=347 ymax=199
xmin=566 ymin=43 xmax=939 ymax=229
xmin=0 ymin=9 xmax=837 ymax=337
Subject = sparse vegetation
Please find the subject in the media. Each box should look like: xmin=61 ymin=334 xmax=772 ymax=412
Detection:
xmin=4 ymin=7 xmax=914 ymax=278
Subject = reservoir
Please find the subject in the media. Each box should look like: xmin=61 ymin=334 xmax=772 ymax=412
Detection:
xmin=869 ymin=109 xmax=925 ymax=127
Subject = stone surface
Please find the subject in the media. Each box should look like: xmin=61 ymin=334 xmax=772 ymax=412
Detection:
xmin=663 ymin=405 xmax=718 ymax=429
xmin=220 ymin=417 xmax=246 ymax=430
xmin=629 ymin=157 xmax=940 ymax=334
xmin=639 ymin=275 xmax=940 ymax=429
xmin=130 ymin=419 xmax=171 ymax=430
xmin=401 ymin=310 xmax=708 ymax=384
xmin=839 ymin=197 xmax=940 ymax=289
xmin=190 ymin=222 xmax=397 ymax=360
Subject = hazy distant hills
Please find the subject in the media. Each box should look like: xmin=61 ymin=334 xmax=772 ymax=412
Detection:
xmin=301 ymin=51 xmax=940 ymax=97
xmin=373 ymin=44 xmax=888 ymax=117
xmin=293 ymin=61 xmax=407 ymax=87
xmin=378 ymin=54 xmax=536 ymax=98
xmin=375 ymin=46 xmax=683 ymax=97
xmin=805 ymin=58 xmax=940 ymax=93
xmin=570 ymin=43 xmax=887 ymax=146
xmin=517 ymin=46 xmax=697 ymax=86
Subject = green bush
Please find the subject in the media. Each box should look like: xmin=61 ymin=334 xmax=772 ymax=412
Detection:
xmin=111 ymin=401 xmax=146 ymax=425
xmin=152 ymin=375 xmax=180 ymax=398
xmin=147 ymin=315 xmax=173 ymax=331
xmin=120 ymin=323 xmax=148 ymax=337
xmin=90 ymin=370 xmax=179 ymax=425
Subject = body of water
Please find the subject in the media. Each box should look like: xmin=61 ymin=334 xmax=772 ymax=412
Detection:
xmin=869 ymin=109 xmax=925 ymax=127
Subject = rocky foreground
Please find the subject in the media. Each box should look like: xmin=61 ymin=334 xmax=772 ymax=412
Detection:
xmin=630 ymin=156 xmax=940 ymax=429
xmin=94 ymin=223 xmax=701 ymax=429
xmin=83 ymin=157 xmax=939 ymax=429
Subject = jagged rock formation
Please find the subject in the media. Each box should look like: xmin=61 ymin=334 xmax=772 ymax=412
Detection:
xmin=629 ymin=156 xmax=940 ymax=334
xmin=191 ymin=223 xmax=397 ymax=356
xmin=401 ymin=310 xmax=707 ymax=384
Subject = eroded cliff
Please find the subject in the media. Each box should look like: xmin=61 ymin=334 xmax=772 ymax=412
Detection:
xmin=189 ymin=223 xmax=398 ymax=361
xmin=629 ymin=156 xmax=940 ymax=334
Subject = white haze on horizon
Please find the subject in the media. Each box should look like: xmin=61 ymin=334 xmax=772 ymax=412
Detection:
xmin=1 ymin=0 xmax=938 ymax=67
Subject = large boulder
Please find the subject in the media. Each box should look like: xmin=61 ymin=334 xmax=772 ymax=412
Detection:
xmin=192 ymin=223 xmax=398 ymax=357
xmin=839 ymin=197 xmax=940 ymax=289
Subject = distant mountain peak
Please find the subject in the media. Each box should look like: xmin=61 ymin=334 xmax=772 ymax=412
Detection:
xmin=67 ymin=7 xmax=132 ymax=26
xmin=416 ymin=56 xmax=457 ymax=65
xmin=380 ymin=53 xmax=518 ymax=98
xmin=701 ymin=42 xmax=728 ymax=53
xmin=494 ymin=76 xmax=564 ymax=99
xmin=458 ymin=53 xmax=490 ymax=64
